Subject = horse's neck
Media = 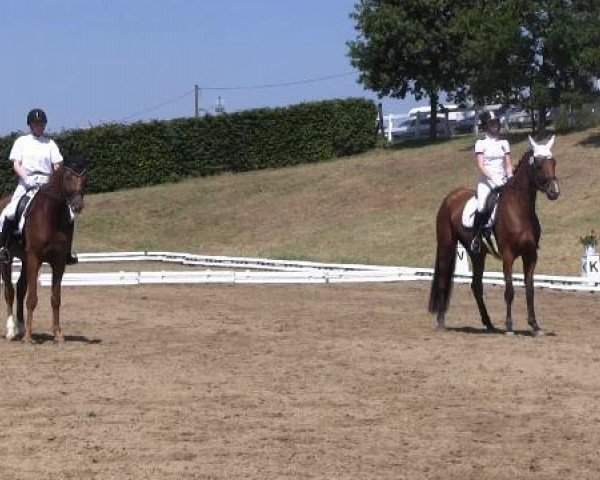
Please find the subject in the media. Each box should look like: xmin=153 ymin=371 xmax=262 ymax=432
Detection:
xmin=507 ymin=163 xmax=537 ymax=212
xmin=43 ymin=173 xmax=65 ymax=201
xmin=33 ymin=173 xmax=66 ymax=218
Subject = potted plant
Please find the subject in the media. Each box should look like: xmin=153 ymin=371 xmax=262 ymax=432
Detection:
xmin=579 ymin=229 xmax=599 ymax=256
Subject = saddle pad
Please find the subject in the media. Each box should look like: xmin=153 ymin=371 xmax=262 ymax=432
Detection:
xmin=461 ymin=196 xmax=497 ymax=229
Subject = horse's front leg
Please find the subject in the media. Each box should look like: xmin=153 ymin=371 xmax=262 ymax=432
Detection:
xmin=50 ymin=263 xmax=66 ymax=342
xmin=23 ymin=254 xmax=41 ymax=344
xmin=2 ymin=263 xmax=16 ymax=340
xmin=470 ymin=253 xmax=494 ymax=330
xmin=502 ymin=253 xmax=516 ymax=335
xmin=522 ymin=250 xmax=542 ymax=335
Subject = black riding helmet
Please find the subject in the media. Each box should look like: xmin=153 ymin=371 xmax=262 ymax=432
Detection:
xmin=27 ymin=108 xmax=47 ymax=125
xmin=480 ymin=110 xmax=500 ymax=130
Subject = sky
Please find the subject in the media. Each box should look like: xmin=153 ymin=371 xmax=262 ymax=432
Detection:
xmin=0 ymin=0 xmax=427 ymax=135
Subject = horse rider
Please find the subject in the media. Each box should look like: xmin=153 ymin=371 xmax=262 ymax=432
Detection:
xmin=0 ymin=108 xmax=78 ymax=264
xmin=470 ymin=110 xmax=514 ymax=253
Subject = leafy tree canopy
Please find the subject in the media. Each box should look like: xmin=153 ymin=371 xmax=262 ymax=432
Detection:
xmin=348 ymin=0 xmax=600 ymax=135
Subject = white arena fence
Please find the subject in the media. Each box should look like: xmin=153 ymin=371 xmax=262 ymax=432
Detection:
xmin=2 ymin=251 xmax=599 ymax=293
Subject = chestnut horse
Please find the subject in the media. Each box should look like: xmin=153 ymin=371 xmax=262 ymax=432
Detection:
xmin=428 ymin=136 xmax=560 ymax=335
xmin=0 ymin=155 xmax=88 ymax=343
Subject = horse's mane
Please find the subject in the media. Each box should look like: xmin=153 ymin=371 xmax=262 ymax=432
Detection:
xmin=42 ymin=154 xmax=88 ymax=196
xmin=513 ymin=149 xmax=534 ymax=175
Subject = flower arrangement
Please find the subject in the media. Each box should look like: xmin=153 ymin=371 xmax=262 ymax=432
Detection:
xmin=579 ymin=229 xmax=599 ymax=249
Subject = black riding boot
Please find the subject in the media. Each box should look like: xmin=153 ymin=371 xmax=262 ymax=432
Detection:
xmin=0 ymin=218 xmax=16 ymax=264
xmin=470 ymin=210 xmax=487 ymax=253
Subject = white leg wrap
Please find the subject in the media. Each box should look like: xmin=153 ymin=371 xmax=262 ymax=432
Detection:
xmin=5 ymin=315 xmax=17 ymax=341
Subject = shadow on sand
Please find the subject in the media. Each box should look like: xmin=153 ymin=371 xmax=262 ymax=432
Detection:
xmin=578 ymin=133 xmax=600 ymax=148
xmin=30 ymin=333 xmax=102 ymax=344
xmin=443 ymin=325 xmax=556 ymax=337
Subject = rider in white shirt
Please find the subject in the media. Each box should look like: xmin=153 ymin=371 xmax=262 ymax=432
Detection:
xmin=470 ymin=111 xmax=514 ymax=253
xmin=0 ymin=109 xmax=77 ymax=264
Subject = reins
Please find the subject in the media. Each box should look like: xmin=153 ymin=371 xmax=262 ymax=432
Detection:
xmin=33 ymin=166 xmax=87 ymax=204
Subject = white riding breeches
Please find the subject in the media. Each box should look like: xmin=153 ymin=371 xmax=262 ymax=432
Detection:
xmin=476 ymin=174 xmax=507 ymax=212
xmin=476 ymin=180 xmax=493 ymax=213
xmin=0 ymin=174 xmax=49 ymax=232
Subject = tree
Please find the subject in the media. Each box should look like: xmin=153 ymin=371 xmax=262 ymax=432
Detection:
xmin=448 ymin=2 xmax=527 ymax=106
xmin=348 ymin=0 xmax=600 ymax=137
xmin=347 ymin=0 xmax=467 ymax=139
xmin=457 ymin=0 xmax=600 ymax=132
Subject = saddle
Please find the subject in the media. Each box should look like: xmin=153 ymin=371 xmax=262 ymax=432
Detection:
xmin=12 ymin=189 xmax=39 ymax=236
xmin=461 ymin=186 xmax=504 ymax=230
xmin=462 ymin=186 xmax=505 ymax=258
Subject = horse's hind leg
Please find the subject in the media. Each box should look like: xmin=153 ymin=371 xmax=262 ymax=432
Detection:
xmin=2 ymin=263 xmax=17 ymax=340
xmin=470 ymin=254 xmax=495 ymax=330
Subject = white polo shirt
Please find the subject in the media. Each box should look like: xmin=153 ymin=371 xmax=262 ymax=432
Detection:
xmin=474 ymin=134 xmax=510 ymax=185
xmin=8 ymin=133 xmax=63 ymax=176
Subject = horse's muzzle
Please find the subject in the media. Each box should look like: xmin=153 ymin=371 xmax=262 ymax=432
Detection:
xmin=546 ymin=179 xmax=560 ymax=200
xmin=70 ymin=196 xmax=85 ymax=214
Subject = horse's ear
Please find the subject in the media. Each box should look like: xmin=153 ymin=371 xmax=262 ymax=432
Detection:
xmin=547 ymin=135 xmax=555 ymax=150
xmin=528 ymin=135 xmax=538 ymax=149
xmin=529 ymin=155 xmax=534 ymax=165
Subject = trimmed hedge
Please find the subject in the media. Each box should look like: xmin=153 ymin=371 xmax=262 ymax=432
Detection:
xmin=0 ymin=98 xmax=377 ymax=194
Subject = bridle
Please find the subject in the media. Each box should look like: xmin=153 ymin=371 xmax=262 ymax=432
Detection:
xmin=528 ymin=154 xmax=554 ymax=191
xmin=37 ymin=166 xmax=87 ymax=206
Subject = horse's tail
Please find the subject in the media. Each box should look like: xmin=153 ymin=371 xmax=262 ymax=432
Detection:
xmin=428 ymin=198 xmax=458 ymax=315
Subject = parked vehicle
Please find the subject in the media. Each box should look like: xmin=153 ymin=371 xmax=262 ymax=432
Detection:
xmin=391 ymin=116 xmax=451 ymax=140
xmin=454 ymin=114 xmax=477 ymax=134
xmin=501 ymin=108 xmax=533 ymax=129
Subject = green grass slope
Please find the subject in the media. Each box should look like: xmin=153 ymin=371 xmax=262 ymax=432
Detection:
xmin=74 ymin=127 xmax=600 ymax=275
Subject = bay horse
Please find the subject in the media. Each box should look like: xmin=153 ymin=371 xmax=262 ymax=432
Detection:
xmin=428 ymin=136 xmax=560 ymax=335
xmin=0 ymin=155 xmax=88 ymax=343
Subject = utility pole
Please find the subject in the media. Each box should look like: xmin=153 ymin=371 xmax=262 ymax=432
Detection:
xmin=194 ymin=84 xmax=200 ymax=117
xmin=215 ymin=96 xmax=225 ymax=115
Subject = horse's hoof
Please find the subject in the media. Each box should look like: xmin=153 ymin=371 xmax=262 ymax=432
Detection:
xmin=54 ymin=335 xmax=65 ymax=343
xmin=532 ymin=330 xmax=545 ymax=337
xmin=435 ymin=324 xmax=446 ymax=332
xmin=5 ymin=331 xmax=17 ymax=341
xmin=22 ymin=336 xmax=36 ymax=345
xmin=505 ymin=331 xmax=515 ymax=337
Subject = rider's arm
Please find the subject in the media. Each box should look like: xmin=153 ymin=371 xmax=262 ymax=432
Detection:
xmin=475 ymin=153 xmax=493 ymax=183
xmin=50 ymin=140 xmax=63 ymax=170
xmin=505 ymin=153 xmax=514 ymax=178
xmin=13 ymin=159 xmax=28 ymax=184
